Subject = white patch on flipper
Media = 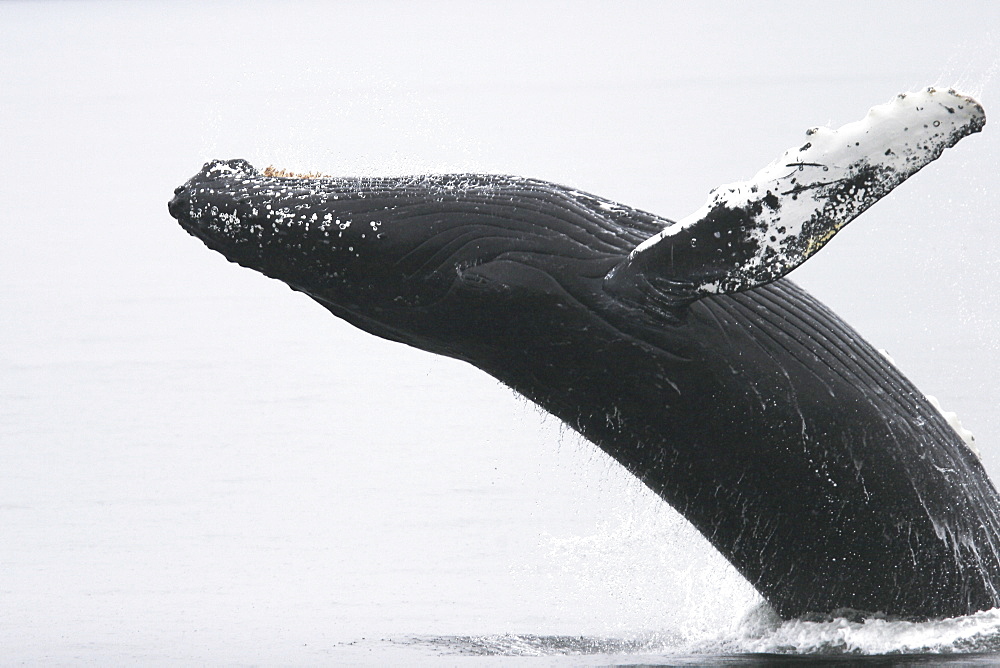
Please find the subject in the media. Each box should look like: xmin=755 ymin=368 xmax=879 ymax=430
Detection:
xmin=636 ymin=87 xmax=984 ymax=255
xmin=627 ymin=87 xmax=985 ymax=296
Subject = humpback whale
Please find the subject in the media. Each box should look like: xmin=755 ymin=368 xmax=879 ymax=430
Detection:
xmin=169 ymin=88 xmax=998 ymax=620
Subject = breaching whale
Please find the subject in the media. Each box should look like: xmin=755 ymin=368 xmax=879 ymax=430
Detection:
xmin=169 ymin=88 xmax=999 ymax=620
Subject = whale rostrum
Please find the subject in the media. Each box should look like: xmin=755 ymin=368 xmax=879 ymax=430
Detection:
xmin=169 ymin=88 xmax=997 ymax=619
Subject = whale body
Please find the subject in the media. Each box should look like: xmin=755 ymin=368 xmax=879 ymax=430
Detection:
xmin=168 ymin=88 xmax=1000 ymax=619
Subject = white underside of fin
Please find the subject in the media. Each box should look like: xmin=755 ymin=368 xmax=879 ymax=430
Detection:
xmin=627 ymin=87 xmax=985 ymax=296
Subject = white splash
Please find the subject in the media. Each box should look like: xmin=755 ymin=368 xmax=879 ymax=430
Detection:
xmin=424 ymin=607 xmax=1000 ymax=657
xmin=927 ymin=394 xmax=980 ymax=457
xmin=718 ymin=607 xmax=1000 ymax=655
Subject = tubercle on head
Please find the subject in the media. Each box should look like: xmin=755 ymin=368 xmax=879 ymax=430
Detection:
xmin=194 ymin=160 xmax=349 ymax=186
xmin=172 ymin=160 xmax=403 ymax=286
xmin=199 ymin=158 xmax=259 ymax=181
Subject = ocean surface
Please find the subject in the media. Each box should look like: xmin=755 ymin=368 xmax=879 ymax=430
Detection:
xmin=2 ymin=1 xmax=1000 ymax=664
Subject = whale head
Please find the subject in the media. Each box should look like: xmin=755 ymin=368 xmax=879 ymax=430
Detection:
xmin=168 ymin=160 xmax=657 ymax=360
xmin=168 ymin=159 xmax=407 ymax=302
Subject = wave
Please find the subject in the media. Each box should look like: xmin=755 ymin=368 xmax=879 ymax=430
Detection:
xmin=410 ymin=607 xmax=1000 ymax=660
xmin=715 ymin=606 xmax=1000 ymax=655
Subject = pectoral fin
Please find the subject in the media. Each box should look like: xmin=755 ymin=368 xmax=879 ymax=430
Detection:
xmin=605 ymin=88 xmax=985 ymax=308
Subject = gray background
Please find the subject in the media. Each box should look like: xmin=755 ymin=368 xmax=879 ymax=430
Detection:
xmin=2 ymin=0 xmax=999 ymax=662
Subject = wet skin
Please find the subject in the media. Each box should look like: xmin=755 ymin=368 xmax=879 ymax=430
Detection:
xmin=170 ymin=158 xmax=1000 ymax=619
